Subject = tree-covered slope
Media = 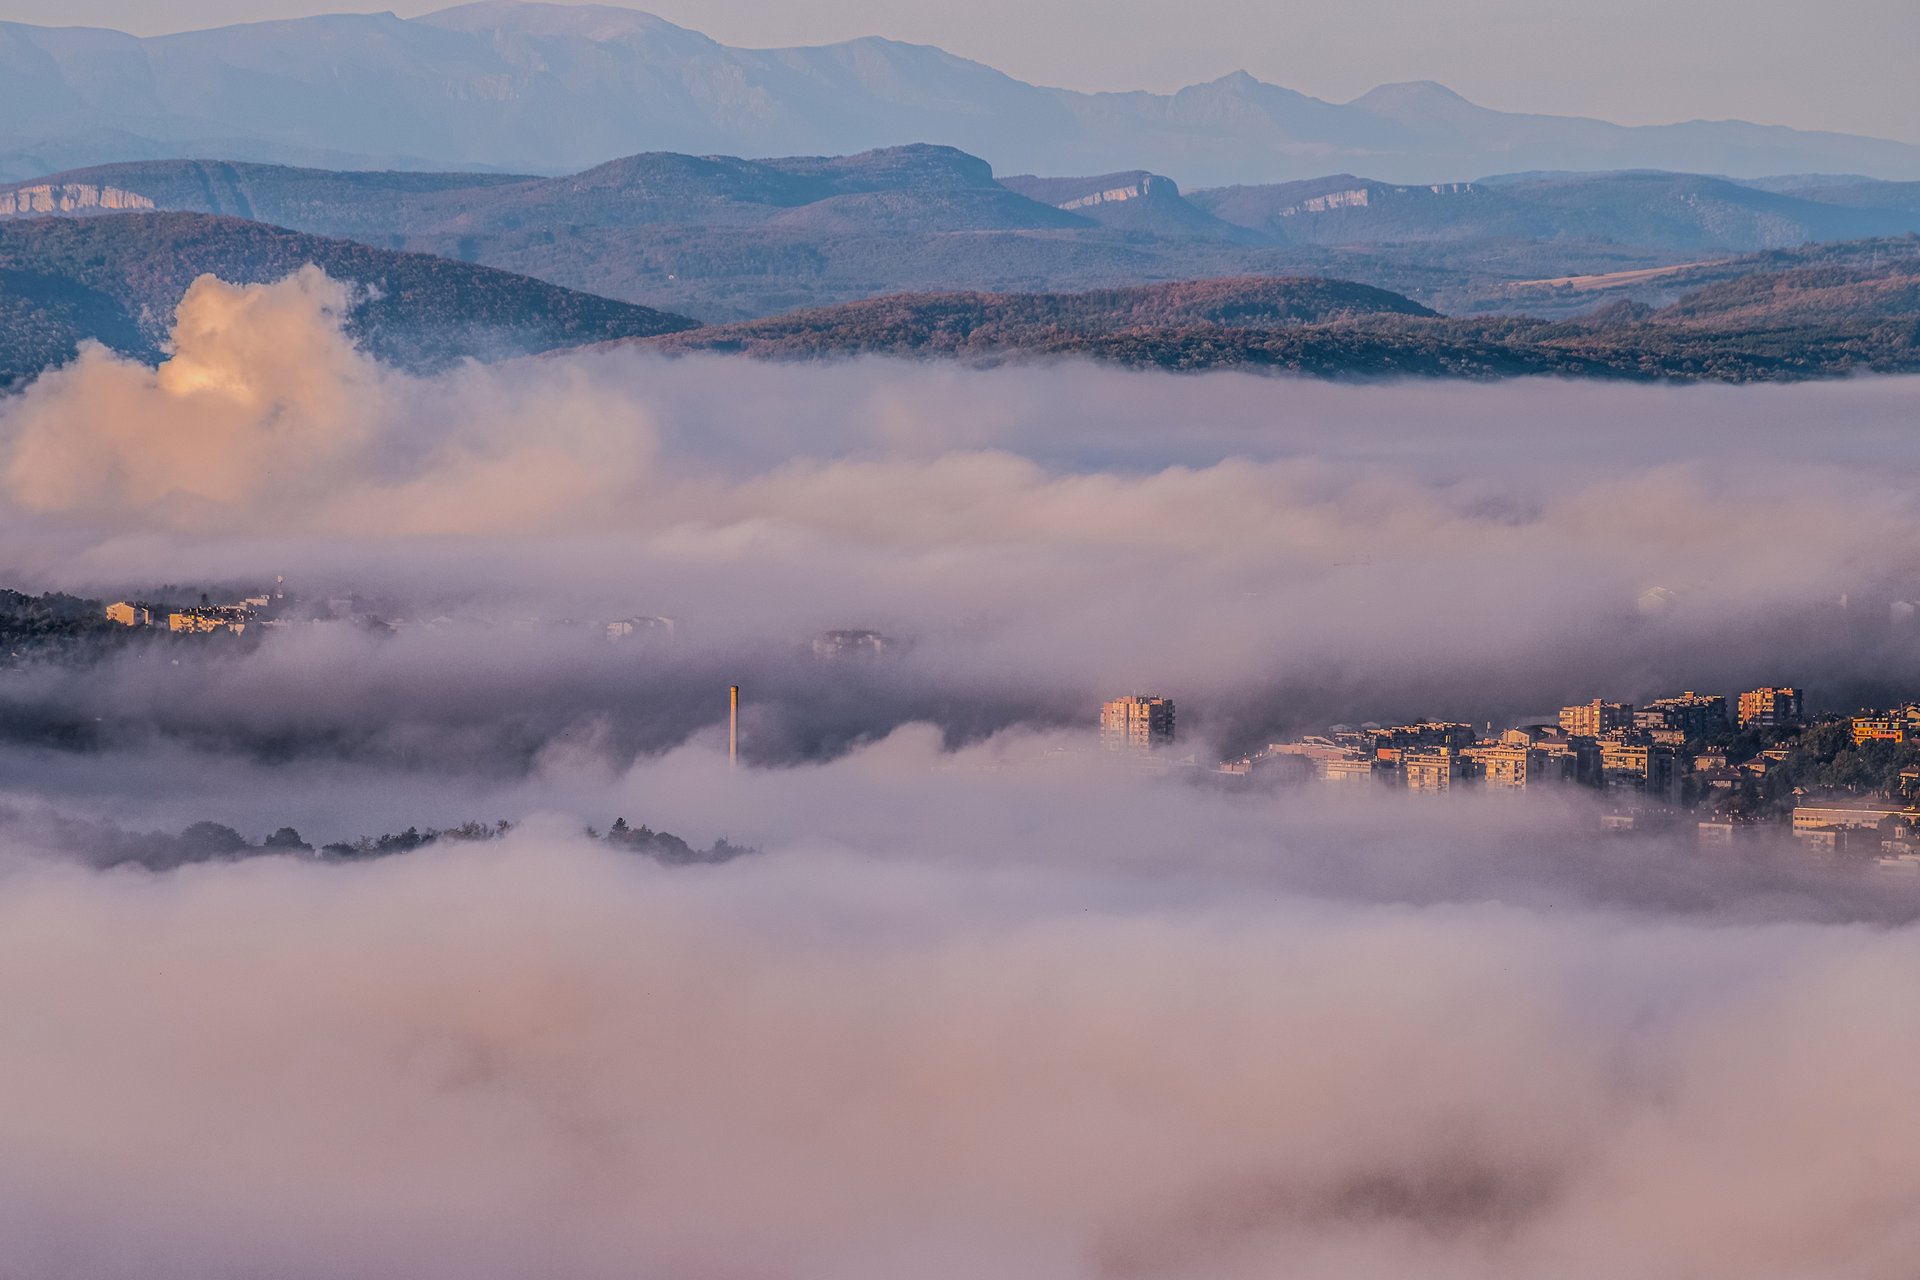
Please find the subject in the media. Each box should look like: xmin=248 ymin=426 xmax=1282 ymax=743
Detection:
xmin=0 ymin=212 xmax=697 ymax=386
xmin=628 ymin=246 xmax=1920 ymax=382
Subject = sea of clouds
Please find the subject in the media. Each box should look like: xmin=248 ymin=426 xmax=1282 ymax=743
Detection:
xmin=4 ymin=271 xmax=1920 ymax=1277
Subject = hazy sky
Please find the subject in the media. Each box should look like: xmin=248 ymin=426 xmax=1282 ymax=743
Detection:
xmin=5 ymin=0 xmax=1918 ymax=143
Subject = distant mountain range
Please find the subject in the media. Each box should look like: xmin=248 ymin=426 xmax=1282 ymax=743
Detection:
xmin=7 ymin=148 xmax=1920 ymax=323
xmin=0 ymin=212 xmax=694 ymax=386
xmin=3 ymin=2 xmax=1919 ymax=187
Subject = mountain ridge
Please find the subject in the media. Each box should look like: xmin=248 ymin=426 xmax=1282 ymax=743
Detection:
xmin=2 ymin=3 xmax=1917 ymax=186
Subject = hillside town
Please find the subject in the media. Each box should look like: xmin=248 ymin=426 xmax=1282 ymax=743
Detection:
xmin=1102 ymin=689 xmax=1920 ymax=867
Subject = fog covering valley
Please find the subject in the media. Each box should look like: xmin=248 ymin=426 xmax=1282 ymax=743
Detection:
xmin=8 ymin=269 xmax=1920 ymax=1276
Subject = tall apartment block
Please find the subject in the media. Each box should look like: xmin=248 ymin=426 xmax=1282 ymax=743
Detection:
xmin=1644 ymin=691 xmax=1728 ymax=739
xmin=1100 ymin=696 xmax=1175 ymax=753
xmin=1737 ymin=687 xmax=1803 ymax=729
xmin=1559 ymin=699 xmax=1634 ymax=738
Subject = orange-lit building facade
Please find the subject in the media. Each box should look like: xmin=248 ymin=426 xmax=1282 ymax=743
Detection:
xmin=1738 ymin=687 xmax=1803 ymax=729
xmin=1100 ymin=696 xmax=1175 ymax=753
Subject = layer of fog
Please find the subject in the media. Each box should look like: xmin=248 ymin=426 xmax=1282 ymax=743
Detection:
xmin=5 ymin=796 xmax=1920 ymax=1279
xmin=5 ymin=270 xmax=1920 ymax=779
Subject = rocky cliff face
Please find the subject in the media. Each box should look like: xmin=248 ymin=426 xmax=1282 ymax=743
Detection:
xmin=1277 ymin=182 xmax=1477 ymax=218
xmin=0 ymin=184 xmax=156 ymax=216
xmin=1055 ymin=175 xmax=1171 ymax=210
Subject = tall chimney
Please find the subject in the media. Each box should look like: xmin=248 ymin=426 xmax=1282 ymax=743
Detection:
xmin=729 ymin=684 xmax=740 ymax=770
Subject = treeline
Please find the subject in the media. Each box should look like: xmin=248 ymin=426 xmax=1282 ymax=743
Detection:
xmin=587 ymin=816 xmax=755 ymax=866
xmin=0 ymin=807 xmax=755 ymax=871
xmin=0 ymin=588 xmax=129 ymax=665
xmin=655 ymin=304 xmax=1920 ymax=382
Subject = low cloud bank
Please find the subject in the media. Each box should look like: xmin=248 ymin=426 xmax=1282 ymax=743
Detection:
xmin=5 ymin=272 xmax=1920 ymax=765
xmin=3 ymin=810 xmax=1920 ymax=1279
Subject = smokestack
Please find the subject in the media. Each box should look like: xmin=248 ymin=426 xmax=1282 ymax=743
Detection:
xmin=729 ymin=684 xmax=740 ymax=770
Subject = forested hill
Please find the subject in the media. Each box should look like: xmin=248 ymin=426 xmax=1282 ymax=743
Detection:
xmin=0 ymin=212 xmax=698 ymax=387
xmin=630 ymin=244 xmax=1920 ymax=382
xmin=634 ymin=276 xmax=1436 ymax=356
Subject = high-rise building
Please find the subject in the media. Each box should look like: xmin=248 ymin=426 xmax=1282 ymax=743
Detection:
xmin=1738 ymin=687 xmax=1803 ymax=729
xmin=1644 ymin=692 xmax=1728 ymax=740
xmin=1100 ymin=695 xmax=1175 ymax=754
xmin=1559 ymin=699 xmax=1634 ymax=739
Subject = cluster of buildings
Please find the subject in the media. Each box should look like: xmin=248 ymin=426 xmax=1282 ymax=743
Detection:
xmin=1107 ymin=681 xmax=1920 ymax=868
xmin=103 ymin=587 xmax=908 ymax=664
xmin=105 ymin=591 xmax=277 ymax=636
xmin=1241 ymin=686 xmax=1807 ymax=800
xmin=1096 ymin=687 xmax=1808 ymax=801
xmin=1849 ymin=704 xmax=1920 ymax=746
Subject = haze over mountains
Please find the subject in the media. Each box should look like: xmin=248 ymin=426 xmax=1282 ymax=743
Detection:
xmin=4 ymin=1 xmax=1920 ymax=187
xmin=7 ymin=147 xmax=1920 ymax=323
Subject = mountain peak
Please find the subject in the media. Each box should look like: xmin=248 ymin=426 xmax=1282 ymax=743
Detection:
xmin=1349 ymin=80 xmax=1482 ymax=114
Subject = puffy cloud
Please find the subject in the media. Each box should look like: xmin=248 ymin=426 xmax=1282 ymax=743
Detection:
xmin=5 ymin=268 xmax=378 ymax=518
xmin=2 ymin=269 xmax=658 ymax=535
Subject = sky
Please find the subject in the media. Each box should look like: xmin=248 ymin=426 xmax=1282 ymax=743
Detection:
xmin=2 ymin=0 xmax=1917 ymax=143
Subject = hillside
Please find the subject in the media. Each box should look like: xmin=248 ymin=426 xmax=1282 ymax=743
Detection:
xmin=1491 ymin=236 xmax=1920 ymax=314
xmin=638 ymin=277 xmax=1436 ymax=358
xmin=0 ymin=212 xmax=697 ymax=387
xmin=1188 ymin=171 xmax=1920 ymax=249
xmin=2 ymin=5 xmax=1919 ymax=185
xmin=0 ymin=146 xmax=1080 ymax=238
xmin=1655 ymin=242 xmax=1920 ymax=326
xmin=626 ymin=250 xmax=1920 ymax=382
xmin=998 ymin=172 xmax=1262 ymax=243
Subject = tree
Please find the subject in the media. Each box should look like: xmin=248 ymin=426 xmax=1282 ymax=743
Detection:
xmin=177 ymin=821 xmax=249 ymax=858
